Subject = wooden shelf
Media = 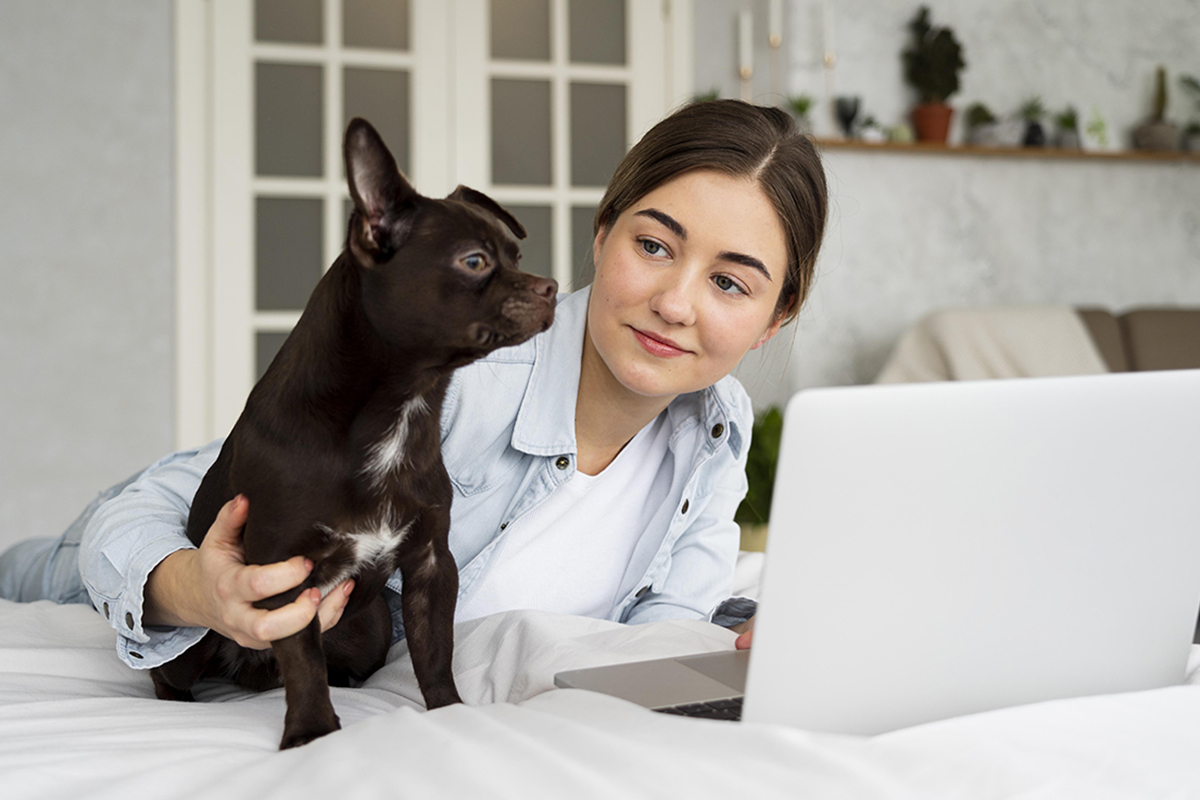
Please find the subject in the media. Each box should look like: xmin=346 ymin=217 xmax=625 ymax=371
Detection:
xmin=812 ymin=138 xmax=1200 ymax=164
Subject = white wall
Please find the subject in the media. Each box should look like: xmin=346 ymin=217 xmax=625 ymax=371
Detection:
xmin=694 ymin=0 xmax=1200 ymax=409
xmin=0 ymin=1 xmax=176 ymax=552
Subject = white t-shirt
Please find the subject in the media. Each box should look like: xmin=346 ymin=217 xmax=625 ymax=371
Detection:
xmin=455 ymin=410 xmax=672 ymax=622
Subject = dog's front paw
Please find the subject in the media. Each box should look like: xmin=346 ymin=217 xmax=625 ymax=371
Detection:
xmin=423 ymin=687 xmax=463 ymax=710
xmin=279 ymin=710 xmax=341 ymax=749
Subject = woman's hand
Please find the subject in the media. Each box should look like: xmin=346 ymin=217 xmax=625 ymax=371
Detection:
xmin=730 ymin=614 xmax=755 ymax=650
xmin=145 ymin=495 xmax=353 ymax=649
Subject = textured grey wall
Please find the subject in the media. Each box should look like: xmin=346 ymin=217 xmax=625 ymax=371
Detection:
xmin=0 ymin=1 xmax=175 ymax=552
xmin=693 ymin=0 xmax=1200 ymax=408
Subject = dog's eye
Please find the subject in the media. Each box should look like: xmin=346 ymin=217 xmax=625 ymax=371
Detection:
xmin=462 ymin=253 xmax=489 ymax=272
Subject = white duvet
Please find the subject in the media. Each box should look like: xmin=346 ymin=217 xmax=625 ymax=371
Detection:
xmin=4 ymin=578 xmax=1200 ymax=799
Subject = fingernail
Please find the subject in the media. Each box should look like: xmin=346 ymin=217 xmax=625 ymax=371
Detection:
xmin=304 ymin=558 xmax=313 ymax=572
xmin=344 ymin=581 xmax=354 ymax=596
xmin=309 ymin=588 xmax=321 ymax=602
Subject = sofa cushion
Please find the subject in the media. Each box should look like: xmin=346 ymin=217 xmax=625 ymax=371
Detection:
xmin=1119 ymin=309 xmax=1200 ymax=371
xmin=1076 ymin=309 xmax=1129 ymax=372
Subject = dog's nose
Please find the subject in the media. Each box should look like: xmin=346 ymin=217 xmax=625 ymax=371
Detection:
xmin=531 ymin=276 xmax=557 ymax=299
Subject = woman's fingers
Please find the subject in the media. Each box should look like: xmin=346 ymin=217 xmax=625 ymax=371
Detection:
xmin=317 ymin=580 xmax=354 ymax=633
xmin=206 ymin=495 xmax=250 ymax=551
xmin=234 ymin=588 xmax=322 ymax=649
xmin=734 ymin=628 xmax=753 ymax=650
xmin=236 ymin=555 xmax=313 ymax=601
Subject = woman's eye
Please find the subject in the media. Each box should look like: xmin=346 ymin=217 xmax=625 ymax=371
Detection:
xmin=713 ymin=274 xmax=746 ymax=295
xmin=463 ymin=254 xmax=488 ymax=271
xmin=639 ymin=238 xmax=666 ymax=257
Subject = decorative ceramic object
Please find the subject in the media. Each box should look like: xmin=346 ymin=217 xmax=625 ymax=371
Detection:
xmin=835 ymin=96 xmax=860 ymax=138
xmin=888 ymin=122 xmax=915 ymax=144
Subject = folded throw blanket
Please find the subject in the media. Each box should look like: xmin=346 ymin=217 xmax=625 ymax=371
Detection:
xmin=875 ymin=306 xmax=1109 ymax=384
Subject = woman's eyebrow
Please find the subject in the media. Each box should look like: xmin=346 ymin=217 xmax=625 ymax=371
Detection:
xmin=635 ymin=207 xmax=772 ymax=281
xmin=718 ymin=251 xmax=772 ymax=282
xmin=634 ymin=208 xmax=686 ymax=239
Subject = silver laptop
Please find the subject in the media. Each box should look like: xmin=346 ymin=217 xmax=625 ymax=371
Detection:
xmin=554 ymin=370 xmax=1200 ymax=734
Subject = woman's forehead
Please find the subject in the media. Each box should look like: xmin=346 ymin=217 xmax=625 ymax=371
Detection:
xmin=622 ymin=170 xmax=787 ymax=270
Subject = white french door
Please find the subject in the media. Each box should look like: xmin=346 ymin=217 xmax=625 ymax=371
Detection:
xmin=176 ymin=0 xmax=693 ymax=446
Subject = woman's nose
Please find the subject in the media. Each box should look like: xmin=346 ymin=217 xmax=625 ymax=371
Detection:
xmin=649 ymin=275 xmax=698 ymax=327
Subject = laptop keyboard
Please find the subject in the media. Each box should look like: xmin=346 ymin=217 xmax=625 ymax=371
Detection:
xmin=652 ymin=697 xmax=743 ymax=721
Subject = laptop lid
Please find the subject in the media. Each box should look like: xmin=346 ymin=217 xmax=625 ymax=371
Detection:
xmin=743 ymin=370 xmax=1200 ymax=735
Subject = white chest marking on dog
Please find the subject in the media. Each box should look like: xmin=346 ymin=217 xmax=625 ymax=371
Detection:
xmin=315 ymin=512 xmax=413 ymax=597
xmin=364 ymin=396 xmax=427 ymax=486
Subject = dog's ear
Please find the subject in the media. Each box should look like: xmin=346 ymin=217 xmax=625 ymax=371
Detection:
xmin=344 ymin=118 xmax=419 ymax=263
xmin=448 ymin=185 xmax=527 ymax=240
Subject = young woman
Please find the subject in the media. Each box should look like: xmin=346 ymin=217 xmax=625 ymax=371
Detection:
xmin=0 ymin=99 xmax=827 ymax=665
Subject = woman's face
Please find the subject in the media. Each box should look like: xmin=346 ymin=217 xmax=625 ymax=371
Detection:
xmin=586 ymin=169 xmax=788 ymax=401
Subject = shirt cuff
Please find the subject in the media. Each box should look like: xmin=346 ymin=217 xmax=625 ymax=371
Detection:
xmin=710 ymin=596 xmax=757 ymax=628
xmin=115 ymin=534 xmax=206 ymax=669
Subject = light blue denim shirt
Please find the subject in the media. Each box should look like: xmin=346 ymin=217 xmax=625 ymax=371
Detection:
xmin=78 ymin=287 xmax=754 ymax=669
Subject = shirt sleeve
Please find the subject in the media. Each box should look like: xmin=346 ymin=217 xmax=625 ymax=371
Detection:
xmin=622 ymin=387 xmax=754 ymax=627
xmin=78 ymin=438 xmax=225 ymax=669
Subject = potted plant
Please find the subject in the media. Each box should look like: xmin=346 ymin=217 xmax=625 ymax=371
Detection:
xmin=735 ymin=406 xmax=783 ymax=551
xmin=1180 ymin=74 xmax=1200 ymax=152
xmin=1132 ymin=66 xmax=1178 ymax=151
xmin=964 ymin=102 xmax=997 ymax=145
xmin=786 ymin=94 xmax=815 ymax=134
xmin=1055 ymin=106 xmax=1081 ymax=148
xmin=1020 ymin=96 xmax=1047 ymax=146
xmin=901 ymin=6 xmax=965 ymax=143
xmin=860 ymin=115 xmax=888 ymax=143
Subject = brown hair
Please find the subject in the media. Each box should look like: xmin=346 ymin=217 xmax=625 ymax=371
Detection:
xmin=594 ymin=99 xmax=827 ymax=324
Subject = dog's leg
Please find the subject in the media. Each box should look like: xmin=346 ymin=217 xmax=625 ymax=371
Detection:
xmin=272 ymin=614 xmax=341 ymax=749
xmin=150 ymin=629 xmax=223 ymax=701
xmin=398 ymin=513 xmax=462 ymax=710
xmin=324 ymin=591 xmax=393 ymax=686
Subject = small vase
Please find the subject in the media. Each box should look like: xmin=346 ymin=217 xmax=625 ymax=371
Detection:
xmin=1022 ymin=120 xmax=1046 ymax=146
xmin=911 ymin=103 xmax=953 ymax=143
xmin=1056 ymin=129 xmax=1081 ymax=149
xmin=1133 ymin=121 xmax=1179 ymax=151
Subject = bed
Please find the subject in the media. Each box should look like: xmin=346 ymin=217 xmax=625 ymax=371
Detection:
xmin=4 ymin=552 xmax=1200 ymax=799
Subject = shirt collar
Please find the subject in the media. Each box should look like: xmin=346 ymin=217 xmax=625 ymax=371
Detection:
xmin=510 ymin=286 xmax=590 ymax=457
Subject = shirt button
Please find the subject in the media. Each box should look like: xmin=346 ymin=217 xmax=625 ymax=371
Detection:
xmin=125 ymin=612 xmax=134 ymax=629
xmin=555 ymin=456 xmax=570 ymax=470
xmin=711 ymin=423 xmax=724 ymax=439
xmin=103 ymin=602 xmax=110 ymax=619
xmin=500 ymin=522 xmax=508 ymax=530
xmin=635 ymin=586 xmax=649 ymax=598
xmin=129 ymin=652 xmax=143 ymax=659
xmin=681 ymin=499 xmax=690 ymax=515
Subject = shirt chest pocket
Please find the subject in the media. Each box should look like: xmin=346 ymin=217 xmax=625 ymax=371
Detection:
xmin=443 ymin=434 xmax=525 ymax=496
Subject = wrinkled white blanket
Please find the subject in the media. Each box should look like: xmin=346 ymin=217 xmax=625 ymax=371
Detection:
xmin=3 ymin=588 xmax=1200 ymax=799
xmin=875 ymin=306 xmax=1108 ymax=384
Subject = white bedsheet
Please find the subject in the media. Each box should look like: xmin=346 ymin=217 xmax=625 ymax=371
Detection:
xmin=3 ymin=592 xmax=1200 ymax=799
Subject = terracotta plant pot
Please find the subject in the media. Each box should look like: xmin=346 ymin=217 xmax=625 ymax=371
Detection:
xmin=911 ymin=103 xmax=954 ymax=143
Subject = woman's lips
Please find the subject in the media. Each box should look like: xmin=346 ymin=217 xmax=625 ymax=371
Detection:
xmin=632 ymin=327 xmax=689 ymax=358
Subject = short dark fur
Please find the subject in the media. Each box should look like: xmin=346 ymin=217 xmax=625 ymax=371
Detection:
xmin=149 ymin=119 xmax=556 ymax=749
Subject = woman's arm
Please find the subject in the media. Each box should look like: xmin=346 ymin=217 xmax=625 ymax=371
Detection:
xmin=79 ymin=441 xmax=350 ymax=668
